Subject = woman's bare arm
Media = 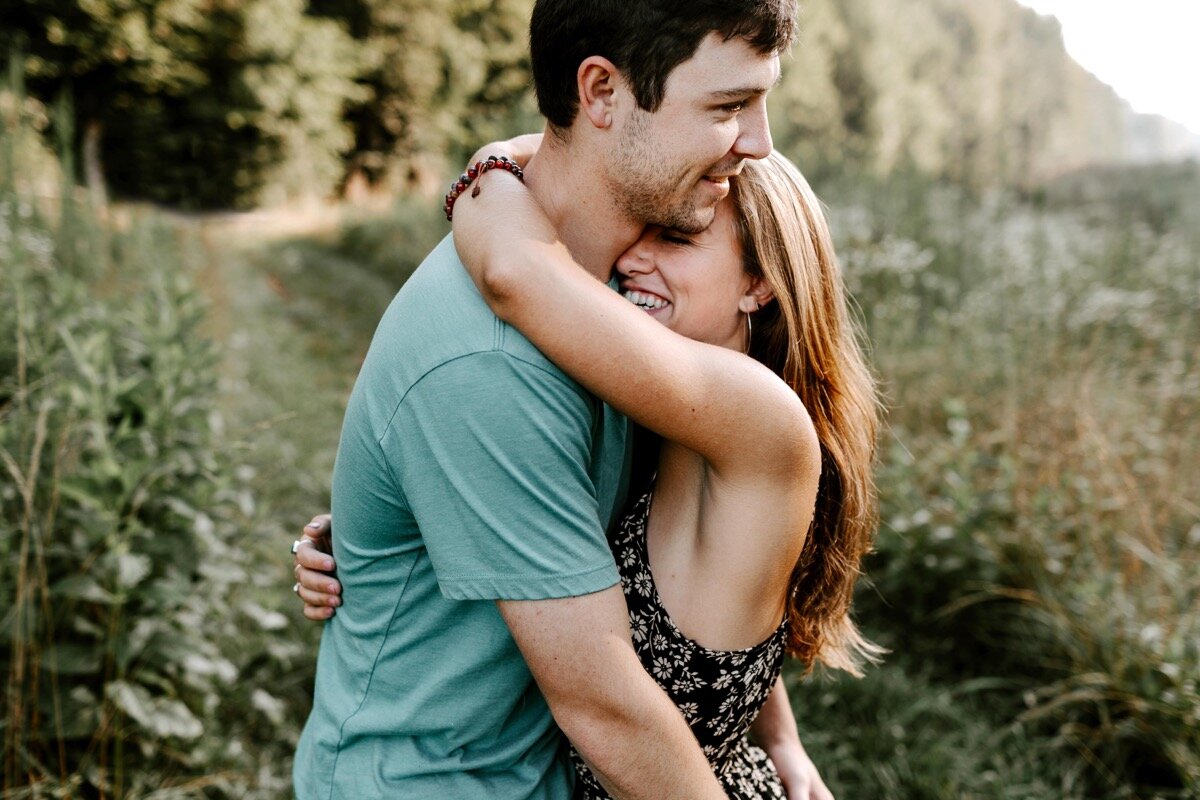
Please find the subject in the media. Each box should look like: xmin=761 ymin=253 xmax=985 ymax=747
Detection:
xmin=451 ymin=171 xmax=819 ymax=483
xmin=465 ymin=133 xmax=543 ymax=170
xmin=750 ymin=677 xmax=834 ymax=800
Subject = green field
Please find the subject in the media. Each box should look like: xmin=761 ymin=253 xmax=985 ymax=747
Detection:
xmin=3 ymin=122 xmax=1198 ymax=797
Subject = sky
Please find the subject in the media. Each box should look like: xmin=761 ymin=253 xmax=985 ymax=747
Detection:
xmin=1016 ymin=0 xmax=1200 ymax=134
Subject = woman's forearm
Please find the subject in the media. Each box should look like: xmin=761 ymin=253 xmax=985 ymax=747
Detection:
xmin=752 ymin=676 xmax=835 ymax=798
xmin=751 ymin=675 xmax=803 ymax=753
xmin=451 ymin=171 xmax=819 ymax=483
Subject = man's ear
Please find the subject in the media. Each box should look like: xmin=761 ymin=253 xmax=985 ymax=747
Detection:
xmin=577 ymin=56 xmax=621 ymax=129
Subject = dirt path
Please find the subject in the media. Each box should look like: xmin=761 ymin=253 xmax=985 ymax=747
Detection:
xmin=175 ymin=206 xmax=378 ymax=517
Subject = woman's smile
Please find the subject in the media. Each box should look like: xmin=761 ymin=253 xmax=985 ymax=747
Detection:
xmin=622 ymin=288 xmax=672 ymax=314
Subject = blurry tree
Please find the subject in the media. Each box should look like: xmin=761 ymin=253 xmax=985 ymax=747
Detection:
xmin=2 ymin=0 xmax=211 ymax=202
xmin=776 ymin=0 xmax=1152 ymax=188
xmin=1 ymin=0 xmax=1187 ymax=207
xmin=309 ymin=0 xmax=538 ymax=196
xmin=770 ymin=0 xmax=875 ymax=178
xmin=2 ymin=0 xmax=363 ymax=208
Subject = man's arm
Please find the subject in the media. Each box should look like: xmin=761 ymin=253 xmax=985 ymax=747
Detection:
xmin=390 ymin=353 xmax=726 ymax=796
xmin=291 ymin=519 xmax=728 ymax=798
xmin=499 ymin=587 xmax=727 ymax=800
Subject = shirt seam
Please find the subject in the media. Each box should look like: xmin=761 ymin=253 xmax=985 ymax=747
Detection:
xmin=324 ymin=553 xmax=421 ymax=800
xmin=374 ymin=347 xmax=599 ymax=481
xmin=437 ymin=559 xmax=617 ymax=585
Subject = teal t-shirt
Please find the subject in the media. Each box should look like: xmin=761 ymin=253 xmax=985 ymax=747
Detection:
xmin=294 ymin=235 xmax=629 ymax=800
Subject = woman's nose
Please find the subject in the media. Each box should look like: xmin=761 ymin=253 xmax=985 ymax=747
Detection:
xmin=616 ymin=236 xmax=656 ymax=277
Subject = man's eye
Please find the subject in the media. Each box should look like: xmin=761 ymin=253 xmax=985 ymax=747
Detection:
xmin=721 ymin=101 xmax=746 ymax=114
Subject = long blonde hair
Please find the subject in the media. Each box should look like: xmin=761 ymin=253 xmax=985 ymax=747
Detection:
xmin=732 ymin=151 xmax=884 ymax=676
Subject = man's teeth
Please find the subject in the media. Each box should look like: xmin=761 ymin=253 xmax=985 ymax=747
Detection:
xmin=623 ymin=290 xmax=670 ymax=310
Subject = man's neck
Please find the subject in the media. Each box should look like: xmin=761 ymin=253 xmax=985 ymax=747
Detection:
xmin=521 ymin=132 xmax=642 ymax=281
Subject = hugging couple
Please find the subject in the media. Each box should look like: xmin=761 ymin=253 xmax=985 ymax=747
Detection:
xmin=289 ymin=1 xmax=881 ymax=797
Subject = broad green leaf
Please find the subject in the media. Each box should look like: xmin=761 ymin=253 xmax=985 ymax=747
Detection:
xmin=183 ymin=653 xmax=237 ymax=683
xmin=41 ymin=643 xmax=103 ymax=676
xmin=116 ymin=552 xmax=152 ymax=588
xmin=52 ymin=574 xmax=117 ymax=604
xmin=242 ymin=601 xmax=289 ymax=632
xmin=250 ymin=688 xmax=286 ymax=726
xmin=106 ymin=680 xmax=203 ymax=740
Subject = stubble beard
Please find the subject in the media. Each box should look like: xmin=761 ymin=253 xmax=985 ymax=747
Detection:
xmin=608 ymin=110 xmax=716 ymax=234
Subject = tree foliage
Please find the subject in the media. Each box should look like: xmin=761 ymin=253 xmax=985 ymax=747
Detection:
xmin=307 ymin=0 xmax=538 ymax=194
xmin=3 ymin=0 xmax=1194 ymax=207
xmin=3 ymin=0 xmax=363 ymax=207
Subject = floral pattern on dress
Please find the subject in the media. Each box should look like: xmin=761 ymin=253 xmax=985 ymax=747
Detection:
xmin=572 ymin=490 xmax=787 ymax=800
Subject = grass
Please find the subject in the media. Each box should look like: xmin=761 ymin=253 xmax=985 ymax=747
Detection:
xmin=192 ymin=164 xmax=1198 ymax=798
xmin=3 ymin=83 xmax=1196 ymax=795
xmin=783 ymin=166 xmax=1200 ymax=799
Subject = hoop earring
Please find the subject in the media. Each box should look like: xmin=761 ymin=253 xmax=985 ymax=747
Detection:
xmin=743 ymin=300 xmax=760 ymax=356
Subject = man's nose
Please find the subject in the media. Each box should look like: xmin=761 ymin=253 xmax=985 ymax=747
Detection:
xmin=733 ymin=103 xmax=772 ymax=161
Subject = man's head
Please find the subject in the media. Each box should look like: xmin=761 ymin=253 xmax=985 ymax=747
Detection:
xmin=530 ymin=0 xmax=797 ymax=232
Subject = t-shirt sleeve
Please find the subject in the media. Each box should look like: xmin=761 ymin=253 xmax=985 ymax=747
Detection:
xmin=380 ymin=351 xmax=621 ymax=601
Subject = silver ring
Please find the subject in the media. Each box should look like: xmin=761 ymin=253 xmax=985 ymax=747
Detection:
xmin=292 ymin=582 xmax=301 ymax=594
xmin=291 ymin=539 xmax=305 ymax=554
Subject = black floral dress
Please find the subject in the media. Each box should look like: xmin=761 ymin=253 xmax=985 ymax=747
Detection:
xmin=571 ymin=489 xmax=788 ymax=799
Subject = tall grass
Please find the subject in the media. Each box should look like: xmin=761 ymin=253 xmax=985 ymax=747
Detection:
xmin=0 ymin=78 xmax=304 ymax=799
xmin=3 ymin=56 xmax=1196 ymax=795
xmin=785 ymin=167 xmax=1200 ymax=799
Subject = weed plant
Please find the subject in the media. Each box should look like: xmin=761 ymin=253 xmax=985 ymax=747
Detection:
xmin=786 ymin=167 xmax=1200 ymax=799
xmin=3 ymin=62 xmax=1196 ymax=795
xmin=0 ymin=83 xmax=304 ymax=799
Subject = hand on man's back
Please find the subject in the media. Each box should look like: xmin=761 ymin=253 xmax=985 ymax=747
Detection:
xmin=292 ymin=514 xmax=340 ymax=620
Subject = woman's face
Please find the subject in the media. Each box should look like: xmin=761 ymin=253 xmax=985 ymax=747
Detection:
xmin=616 ymin=197 xmax=757 ymax=350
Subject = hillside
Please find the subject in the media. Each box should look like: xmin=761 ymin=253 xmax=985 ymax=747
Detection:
xmin=774 ymin=0 xmax=1199 ymax=186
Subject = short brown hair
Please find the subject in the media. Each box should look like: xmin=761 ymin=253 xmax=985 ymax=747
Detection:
xmin=530 ymin=0 xmax=797 ymax=131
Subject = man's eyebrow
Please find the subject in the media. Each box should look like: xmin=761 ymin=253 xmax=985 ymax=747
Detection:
xmin=706 ymin=72 xmax=784 ymax=101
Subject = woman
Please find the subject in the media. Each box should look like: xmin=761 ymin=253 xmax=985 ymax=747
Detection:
xmin=295 ymin=149 xmax=880 ymax=799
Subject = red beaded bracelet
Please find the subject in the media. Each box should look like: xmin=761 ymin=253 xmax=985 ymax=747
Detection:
xmin=443 ymin=155 xmax=525 ymax=221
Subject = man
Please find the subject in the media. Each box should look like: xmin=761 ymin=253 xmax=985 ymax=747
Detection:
xmin=293 ymin=2 xmax=795 ymax=798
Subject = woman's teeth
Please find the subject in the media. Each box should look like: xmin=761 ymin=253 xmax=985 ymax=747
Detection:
xmin=623 ymin=290 xmax=670 ymax=310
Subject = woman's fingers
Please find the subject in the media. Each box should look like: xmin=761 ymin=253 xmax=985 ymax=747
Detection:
xmin=295 ymin=536 xmax=336 ymax=573
xmin=289 ymin=514 xmax=339 ymax=620
xmin=296 ymin=565 xmax=341 ymax=602
xmin=300 ymin=515 xmax=334 ymax=554
xmin=296 ymin=569 xmax=339 ymax=621
xmin=303 ymin=603 xmax=336 ymax=621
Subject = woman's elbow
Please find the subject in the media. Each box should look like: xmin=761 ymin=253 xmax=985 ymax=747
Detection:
xmin=478 ymin=254 xmax=520 ymax=309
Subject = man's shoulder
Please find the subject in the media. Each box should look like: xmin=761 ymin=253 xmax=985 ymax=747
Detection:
xmin=356 ymin=236 xmax=589 ymax=410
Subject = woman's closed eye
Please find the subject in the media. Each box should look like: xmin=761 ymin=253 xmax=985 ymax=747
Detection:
xmin=661 ymin=231 xmax=693 ymax=246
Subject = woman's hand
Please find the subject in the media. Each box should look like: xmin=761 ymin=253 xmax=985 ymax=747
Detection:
xmin=751 ymin=677 xmax=835 ymax=799
xmin=292 ymin=514 xmax=341 ymax=620
xmin=465 ymin=132 xmax=543 ymax=171
xmin=768 ymin=740 xmax=834 ymax=800
xmin=451 ymin=141 xmax=561 ymax=313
